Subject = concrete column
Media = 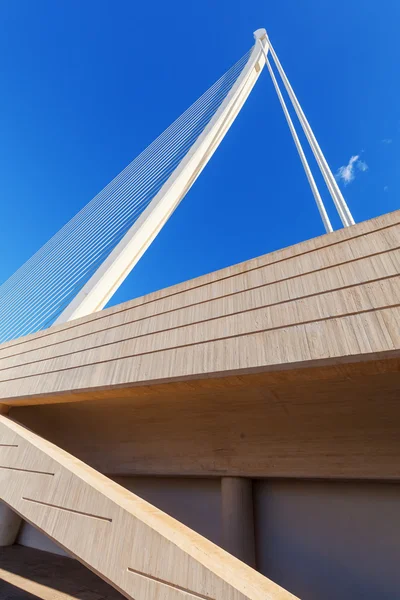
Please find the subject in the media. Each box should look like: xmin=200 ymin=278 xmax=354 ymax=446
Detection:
xmin=0 ymin=406 xmax=22 ymax=545
xmin=221 ymin=477 xmax=256 ymax=568
xmin=0 ymin=503 xmax=22 ymax=546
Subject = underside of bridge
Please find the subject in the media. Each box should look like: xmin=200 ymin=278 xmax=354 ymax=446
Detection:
xmin=0 ymin=209 xmax=399 ymax=600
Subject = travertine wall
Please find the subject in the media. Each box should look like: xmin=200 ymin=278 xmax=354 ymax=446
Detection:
xmin=0 ymin=209 xmax=398 ymax=405
xmin=11 ymin=357 xmax=400 ymax=480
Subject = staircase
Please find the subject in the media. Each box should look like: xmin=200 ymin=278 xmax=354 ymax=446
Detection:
xmin=0 ymin=414 xmax=297 ymax=600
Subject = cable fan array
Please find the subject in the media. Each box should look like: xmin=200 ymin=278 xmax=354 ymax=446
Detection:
xmin=0 ymin=48 xmax=252 ymax=344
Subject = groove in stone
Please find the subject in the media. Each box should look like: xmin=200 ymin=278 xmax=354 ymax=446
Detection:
xmin=0 ymin=465 xmax=54 ymax=475
xmin=127 ymin=567 xmax=216 ymax=600
xmin=3 ymin=302 xmax=400 ymax=385
xmin=0 ymin=271 xmax=398 ymax=374
xmin=22 ymin=497 xmax=112 ymax=522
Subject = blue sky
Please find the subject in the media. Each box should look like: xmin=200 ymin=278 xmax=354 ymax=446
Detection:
xmin=0 ymin=0 xmax=399 ymax=308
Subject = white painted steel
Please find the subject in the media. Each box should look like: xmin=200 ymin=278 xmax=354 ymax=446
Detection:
xmin=258 ymin=40 xmax=333 ymax=233
xmin=54 ymin=30 xmax=268 ymax=324
xmin=265 ymin=34 xmax=355 ymax=228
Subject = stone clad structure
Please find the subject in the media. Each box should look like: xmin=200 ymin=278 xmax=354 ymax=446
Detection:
xmin=0 ymin=209 xmax=399 ymax=599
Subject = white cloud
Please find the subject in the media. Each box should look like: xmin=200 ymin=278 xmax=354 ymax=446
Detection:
xmin=382 ymin=138 xmax=392 ymax=144
xmin=336 ymin=154 xmax=368 ymax=185
xmin=357 ymin=159 xmax=368 ymax=172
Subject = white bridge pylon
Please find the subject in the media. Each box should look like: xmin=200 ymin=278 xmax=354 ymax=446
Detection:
xmin=0 ymin=28 xmax=355 ymax=343
xmin=55 ymin=30 xmax=269 ymax=324
xmin=57 ymin=28 xmax=353 ymax=326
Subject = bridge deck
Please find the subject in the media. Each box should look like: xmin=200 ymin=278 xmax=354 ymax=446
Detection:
xmin=0 ymin=209 xmax=398 ymax=408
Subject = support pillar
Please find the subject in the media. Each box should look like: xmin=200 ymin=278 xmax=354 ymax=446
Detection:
xmin=221 ymin=477 xmax=256 ymax=568
xmin=0 ymin=405 xmax=22 ymax=546
xmin=0 ymin=502 xmax=22 ymax=546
